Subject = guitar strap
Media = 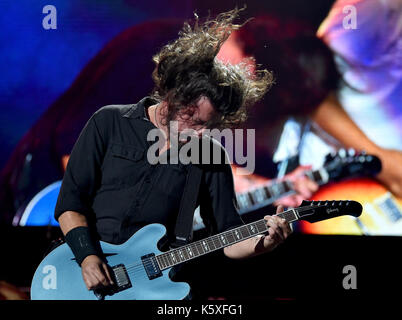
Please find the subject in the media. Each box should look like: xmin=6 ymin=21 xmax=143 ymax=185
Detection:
xmin=171 ymin=163 xmax=203 ymax=248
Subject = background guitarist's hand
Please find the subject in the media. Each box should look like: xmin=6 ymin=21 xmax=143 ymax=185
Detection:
xmin=231 ymin=164 xmax=318 ymax=207
xmin=274 ymin=165 xmax=319 ymax=207
xmin=80 ymin=255 xmax=114 ymax=290
xmin=375 ymin=148 xmax=402 ymax=198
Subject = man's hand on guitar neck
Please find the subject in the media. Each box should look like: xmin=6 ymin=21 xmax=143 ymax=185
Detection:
xmin=223 ymin=205 xmax=292 ymax=259
xmin=259 ymin=205 xmax=293 ymax=253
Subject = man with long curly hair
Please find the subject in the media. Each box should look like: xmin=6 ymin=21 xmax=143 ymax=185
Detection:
xmin=55 ymin=8 xmax=292 ymax=294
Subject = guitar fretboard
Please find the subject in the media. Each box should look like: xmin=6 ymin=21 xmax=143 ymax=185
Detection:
xmin=156 ymin=209 xmax=300 ymax=270
xmin=235 ymin=168 xmax=329 ymax=214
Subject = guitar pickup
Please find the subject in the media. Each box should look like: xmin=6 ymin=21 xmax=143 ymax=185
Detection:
xmin=141 ymin=253 xmax=162 ymax=280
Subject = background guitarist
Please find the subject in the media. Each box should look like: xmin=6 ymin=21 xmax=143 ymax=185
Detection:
xmin=219 ymin=9 xmax=402 ymax=204
xmin=54 ymin=8 xmax=294 ymax=293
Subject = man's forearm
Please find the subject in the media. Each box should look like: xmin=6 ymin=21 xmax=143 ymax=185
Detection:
xmin=312 ymin=93 xmax=402 ymax=197
xmin=223 ymin=235 xmax=271 ymax=259
xmin=58 ymin=210 xmax=102 ymax=267
xmin=58 ymin=210 xmax=89 ymax=236
xmin=311 ymin=93 xmax=380 ymax=154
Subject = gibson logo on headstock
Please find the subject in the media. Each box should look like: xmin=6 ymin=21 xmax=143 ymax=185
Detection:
xmin=326 ymin=208 xmax=339 ymax=214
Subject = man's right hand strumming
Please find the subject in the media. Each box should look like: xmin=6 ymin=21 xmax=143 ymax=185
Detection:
xmin=58 ymin=211 xmax=114 ymax=290
xmin=81 ymin=255 xmax=114 ymax=290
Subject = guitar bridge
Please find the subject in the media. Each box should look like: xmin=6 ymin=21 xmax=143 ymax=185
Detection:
xmin=111 ymin=264 xmax=132 ymax=292
xmin=93 ymin=264 xmax=132 ymax=300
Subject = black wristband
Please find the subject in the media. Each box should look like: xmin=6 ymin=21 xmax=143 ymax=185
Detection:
xmin=64 ymin=226 xmax=100 ymax=266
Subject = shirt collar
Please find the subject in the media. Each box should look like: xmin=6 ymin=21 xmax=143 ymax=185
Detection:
xmin=122 ymin=96 xmax=159 ymax=120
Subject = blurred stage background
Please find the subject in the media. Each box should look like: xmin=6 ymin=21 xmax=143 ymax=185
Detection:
xmin=0 ymin=0 xmax=401 ymax=300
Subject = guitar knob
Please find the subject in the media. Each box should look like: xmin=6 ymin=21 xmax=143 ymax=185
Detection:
xmin=348 ymin=148 xmax=355 ymax=156
xmin=94 ymin=290 xmax=105 ymax=300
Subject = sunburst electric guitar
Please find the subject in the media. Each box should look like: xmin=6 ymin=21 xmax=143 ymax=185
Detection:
xmin=30 ymin=200 xmax=362 ymax=300
xmin=301 ymin=178 xmax=402 ymax=235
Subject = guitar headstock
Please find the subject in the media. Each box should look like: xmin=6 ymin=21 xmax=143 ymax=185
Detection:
xmin=297 ymin=200 xmax=362 ymax=223
xmin=323 ymin=148 xmax=381 ymax=182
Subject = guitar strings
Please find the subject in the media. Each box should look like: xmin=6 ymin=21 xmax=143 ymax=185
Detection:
xmin=123 ymin=203 xmax=331 ymax=273
xmin=122 ymin=203 xmax=337 ymax=274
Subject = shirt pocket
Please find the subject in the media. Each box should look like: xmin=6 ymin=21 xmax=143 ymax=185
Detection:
xmin=101 ymin=143 xmax=148 ymax=187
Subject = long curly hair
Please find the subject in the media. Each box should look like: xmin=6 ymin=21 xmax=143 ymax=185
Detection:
xmin=151 ymin=7 xmax=273 ymax=129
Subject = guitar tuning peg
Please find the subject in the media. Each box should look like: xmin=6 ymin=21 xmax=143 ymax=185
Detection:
xmin=338 ymin=148 xmax=347 ymax=158
xmin=325 ymin=152 xmax=336 ymax=162
xmin=359 ymin=155 xmax=366 ymax=163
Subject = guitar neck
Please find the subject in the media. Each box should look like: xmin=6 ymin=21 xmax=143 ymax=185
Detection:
xmin=155 ymin=208 xmax=300 ymax=271
xmin=236 ymin=167 xmax=329 ymax=214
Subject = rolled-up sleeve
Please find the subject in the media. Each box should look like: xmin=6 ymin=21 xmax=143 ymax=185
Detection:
xmin=54 ymin=112 xmax=106 ymax=221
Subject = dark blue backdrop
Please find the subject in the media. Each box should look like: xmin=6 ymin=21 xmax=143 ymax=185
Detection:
xmin=0 ymin=0 xmax=196 ymax=168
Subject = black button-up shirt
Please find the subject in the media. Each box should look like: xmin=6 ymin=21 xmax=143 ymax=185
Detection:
xmin=54 ymin=97 xmax=243 ymax=244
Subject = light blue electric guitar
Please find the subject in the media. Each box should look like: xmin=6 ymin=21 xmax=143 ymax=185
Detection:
xmin=31 ymin=200 xmax=362 ymax=300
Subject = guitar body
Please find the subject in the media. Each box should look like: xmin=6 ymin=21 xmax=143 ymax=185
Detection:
xmin=31 ymin=201 xmax=362 ymax=300
xmin=31 ymin=224 xmax=190 ymax=300
xmin=300 ymin=178 xmax=402 ymax=235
